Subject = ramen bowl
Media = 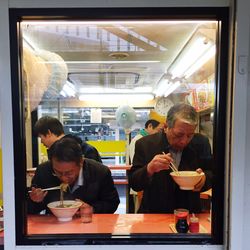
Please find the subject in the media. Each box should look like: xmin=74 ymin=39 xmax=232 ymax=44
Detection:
xmin=47 ymin=200 xmax=82 ymax=222
xmin=170 ymin=171 xmax=204 ymax=190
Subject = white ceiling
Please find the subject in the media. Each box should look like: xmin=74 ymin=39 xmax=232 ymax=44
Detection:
xmin=21 ymin=21 xmax=217 ymax=101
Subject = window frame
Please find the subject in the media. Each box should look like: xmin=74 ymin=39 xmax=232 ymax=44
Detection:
xmin=9 ymin=7 xmax=229 ymax=245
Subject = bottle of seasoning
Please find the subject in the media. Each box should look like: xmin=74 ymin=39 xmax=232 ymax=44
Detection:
xmin=189 ymin=215 xmax=200 ymax=233
xmin=175 ymin=212 xmax=189 ymax=233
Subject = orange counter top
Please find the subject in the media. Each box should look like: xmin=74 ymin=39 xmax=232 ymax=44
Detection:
xmin=27 ymin=213 xmax=211 ymax=235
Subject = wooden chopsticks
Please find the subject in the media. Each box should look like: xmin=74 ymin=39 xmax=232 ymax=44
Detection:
xmin=162 ymin=152 xmax=179 ymax=174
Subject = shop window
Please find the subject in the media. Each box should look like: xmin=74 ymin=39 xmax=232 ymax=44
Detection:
xmin=9 ymin=7 xmax=228 ymax=245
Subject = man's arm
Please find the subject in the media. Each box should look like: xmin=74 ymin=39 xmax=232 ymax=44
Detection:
xmin=128 ymin=139 xmax=153 ymax=191
xmin=91 ymin=168 xmax=120 ymax=213
xmin=27 ymin=162 xmax=49 ymax=214
xmin=191 ymin=134 xmax=213 ymax=191
xmin=27 ymin=161 xmax=60 ymax=214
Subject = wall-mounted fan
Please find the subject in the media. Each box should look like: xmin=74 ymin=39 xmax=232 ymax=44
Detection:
xmin=115 ymin=105 xmax=136 ymax=165
xmin=115 ymin=105 xmax=136 ymax=130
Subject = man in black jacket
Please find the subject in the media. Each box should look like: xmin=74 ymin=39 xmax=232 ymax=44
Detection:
xmin=34 ymin=116 xmax=102 ymax=162
xmin=28 ymin=137 xmax=119 ymax=214
xmin=129 ymin=103 xmax=213 ymax=213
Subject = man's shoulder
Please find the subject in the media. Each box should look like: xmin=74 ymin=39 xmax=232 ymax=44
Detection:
xmin=81 ymin=141 xmax=95 ymax=151
xmin=84 ymin=158 xmax=108 ymax=169
xmin=83 ymin=158 xmax=110 ymax=176
xmin=191 ymin=133 xmax=210 ymax=145
xmin=189 ymin=133 xmax=212 ymax=156
xmin=134 ymin=132 xmax=163 ymax=153
xmin=34 ymin=161 xmax=52 ymax=176
xmin=137 ymin=131 xmax=162 ymax=144
xmin=37 ymin=161 xmax=51 ymax=169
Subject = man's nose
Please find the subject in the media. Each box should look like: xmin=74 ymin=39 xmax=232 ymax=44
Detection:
xmin=179 ymin=136 xmax=190 ymax=145
xmin=60 ymin=176 xmax=70 ymax=182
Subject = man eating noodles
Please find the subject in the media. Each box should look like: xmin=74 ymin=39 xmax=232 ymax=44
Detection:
xmin=28 ymin=137 xmax=120 ymax=214
xmin=129 ymin=103 xmax=213 ymax=213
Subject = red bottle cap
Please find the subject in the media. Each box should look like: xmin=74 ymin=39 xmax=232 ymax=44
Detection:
xmin=176 ymin=211 xmax=188 ymax=218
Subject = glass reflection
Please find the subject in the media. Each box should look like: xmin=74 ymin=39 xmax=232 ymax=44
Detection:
xmin=22 ymin=20 xmax=216 ymax=236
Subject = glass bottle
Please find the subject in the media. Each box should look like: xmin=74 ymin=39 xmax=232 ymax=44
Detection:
xmin=175 ymin=213 xmax=189 ymax=233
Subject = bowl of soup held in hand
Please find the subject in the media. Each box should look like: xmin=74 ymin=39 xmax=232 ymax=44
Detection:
xmin=47 ymin=200 xmax=82 ymax=222
xmin=170 ymin=171 xmax=204 ymax=190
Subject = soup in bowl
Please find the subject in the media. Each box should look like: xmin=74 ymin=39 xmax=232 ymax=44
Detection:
xmin=170 ymin=171 xmax=204 ymax=190
xmin=47 ymin=200 xmax=82 ymax=222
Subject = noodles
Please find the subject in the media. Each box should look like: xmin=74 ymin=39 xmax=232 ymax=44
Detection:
xmin=59 ymin=183 xmax=69 ymax=208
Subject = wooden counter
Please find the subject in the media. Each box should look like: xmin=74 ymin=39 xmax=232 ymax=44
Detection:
xmin=27 ymin=213 xmax=211 ymax=235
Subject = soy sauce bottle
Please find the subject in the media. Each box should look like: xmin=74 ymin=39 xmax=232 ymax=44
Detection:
xmin=175 ymin=213 xmax=189 ymax=233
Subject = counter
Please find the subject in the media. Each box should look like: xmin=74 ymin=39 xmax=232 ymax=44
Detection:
xmin=27 ymin=213 xmax=211 ymax=235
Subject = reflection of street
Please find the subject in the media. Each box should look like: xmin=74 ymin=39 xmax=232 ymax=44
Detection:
xmin=113 ymin=214 xmax=144 ymax=234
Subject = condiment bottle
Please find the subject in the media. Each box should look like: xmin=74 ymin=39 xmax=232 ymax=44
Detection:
xmin=189 ymin=215 xmax=199 ymax=233
xmin=175 ymin=212 xmax=189 ymax=233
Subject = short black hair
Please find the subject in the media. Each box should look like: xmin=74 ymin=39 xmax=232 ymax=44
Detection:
xmin=33 ymin=116 xmax=64 ymax=136
xmin=145 ymin=119 xmax=160 ymax=129
xmin=50 ymin=137 xmax=82 ymax=166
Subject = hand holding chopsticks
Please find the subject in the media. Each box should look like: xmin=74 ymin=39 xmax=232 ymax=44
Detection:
xmin=28 ymin=186 xmax=61 ymax=203
xmin=147 ymin=152 xmax=179 ymax=176
xmin=162 ymin=152 xmax=179 ymax=174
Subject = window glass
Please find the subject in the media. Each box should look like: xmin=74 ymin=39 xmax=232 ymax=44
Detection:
xmin=12 ymin=11 xmax=227 ymax=244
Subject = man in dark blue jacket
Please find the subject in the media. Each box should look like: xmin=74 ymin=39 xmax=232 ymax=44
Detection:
xmin=34 ymin=116 xmax=102 ymax=162
xmin=28 ymin=137 xmax=119 ymax=214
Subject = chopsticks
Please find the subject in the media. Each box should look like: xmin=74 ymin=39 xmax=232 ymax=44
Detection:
xmin=28 ymin=186 xmax=61 ymax=193
xmin=162 ymin=152 xmax=179 ymax=174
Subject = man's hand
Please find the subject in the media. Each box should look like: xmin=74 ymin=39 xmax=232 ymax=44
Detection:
xmin=29 ymin=187 xmax=48 ymax=203
xmin=193 ymin=168 xmax=206 ymax=192
xmin=147 ymin=153 xmax=173 ymax=176
xmin=75 ymin=199 xmax=93 ymax=217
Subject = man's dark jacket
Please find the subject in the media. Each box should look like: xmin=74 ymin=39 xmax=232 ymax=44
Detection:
xmin=128 ymin=131 xmax=213 ymax=213
xmin=48 ymin=134 xmax=102 ymax=163
xmin=28 ymin=159 xmax=120 ymax=214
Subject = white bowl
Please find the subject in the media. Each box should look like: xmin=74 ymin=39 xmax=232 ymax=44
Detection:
xmin=170 ymin=171 xmax=204 ymax=190
xmin=47 ymin=200 xmax=82 ymax=222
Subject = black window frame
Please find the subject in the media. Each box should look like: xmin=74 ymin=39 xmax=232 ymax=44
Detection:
xmin=9 ymin=7 xmax=229 ymax=246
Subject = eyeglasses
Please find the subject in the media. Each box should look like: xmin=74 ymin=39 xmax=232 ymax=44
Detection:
xmin=52 ymin=169 xmax=75 ymax=178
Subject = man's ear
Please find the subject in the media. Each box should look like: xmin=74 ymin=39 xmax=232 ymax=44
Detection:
xmin=47 ymin=129 xmax=53 ymax=136
xmin=147 ymin=123 xmax=153 ymax=129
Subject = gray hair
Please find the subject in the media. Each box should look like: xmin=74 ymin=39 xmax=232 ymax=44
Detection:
xmin=166 ymin=103 xmax=198 ymax=128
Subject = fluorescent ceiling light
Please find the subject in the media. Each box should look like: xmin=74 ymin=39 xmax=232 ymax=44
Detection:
xmin=153 ymin=77 xmax=181 ymax=97
xmin=184 ymin=45 xmax=216 ymax=78
xmin=164 ymin=81 xmax=181 ymax=97
xmin=79 ymin=86 xmax=153 ymax=94
xmin=153 ymin=79 xmax=170 ymax=97
xmin=79 ymin=93 xmax=154 ymax=102
xmin=169 ymin=35 xmax=215 ymax=78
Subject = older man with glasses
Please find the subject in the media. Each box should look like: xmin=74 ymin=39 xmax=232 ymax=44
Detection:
xmin=28 ymin=137 xmax=120 ymax=214
xmin=129 ymin=103 xmax=213 ymax=213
